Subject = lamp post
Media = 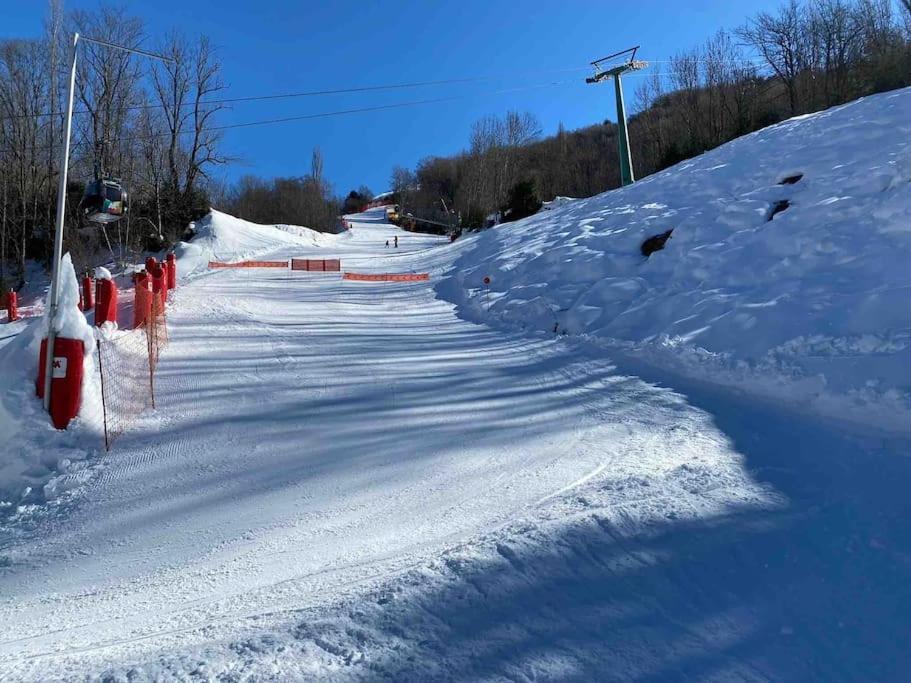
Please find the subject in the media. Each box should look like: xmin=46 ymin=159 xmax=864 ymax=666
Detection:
xmin=42 ymin=33 xmax=172 ymax=412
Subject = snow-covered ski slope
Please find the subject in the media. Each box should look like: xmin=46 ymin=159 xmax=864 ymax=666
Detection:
xmin=444 ymin=87 xmax=911 ymax=432
xmin=2 ymin=88 xmax=911 ymax=681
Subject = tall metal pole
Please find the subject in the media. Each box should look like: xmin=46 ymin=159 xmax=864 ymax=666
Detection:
xmin=613 ymin=73 xmax=635 ymax=187
xmin=586 ymin=47 xmax=647 ymax=189
xmin=43 ymin=33 xmax=79 ymax=410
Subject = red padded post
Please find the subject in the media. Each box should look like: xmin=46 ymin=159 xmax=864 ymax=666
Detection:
xmin=82 ymin=276 xmax=94 ymax=311
xmin=36 ymin=337 xmax=84 ymax=429
xmin=94 ymin=278 xmax=118 ymax=327
xmin=133 ymin=271 xmax=152 ymax=329
xmin=166 ymin=253 xmax=177 ymax=290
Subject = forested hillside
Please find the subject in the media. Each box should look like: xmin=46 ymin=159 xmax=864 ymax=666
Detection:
xmin=392 ymin=0 xmax=911 ymax=228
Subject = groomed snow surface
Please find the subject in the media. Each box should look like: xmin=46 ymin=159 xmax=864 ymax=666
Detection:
xmin=1 ymin=88 xmax=910 ymax=681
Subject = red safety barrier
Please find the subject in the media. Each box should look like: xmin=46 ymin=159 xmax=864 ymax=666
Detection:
xmin=133 ymin=271 xmax=152 ymax=329
xmin=290 ymin=258 xmax=341 ymax=272
xmin=4 ymin=291 xmax=20 ymax=322
xmin=82 ymin=276 xmax=94 ymax=311
xmin=36 ymin=337 xmax=84 ymax=429
xmin=149 ymin=260 xmax=165 ymax=300
xmin=160 ymin=261 xmax=170 ymax=302
xmin=208 ymin=260 xmax=288 ymax=268
xmin=342 ymin=272 xmax=430 ymax=282
xmin=94 ymin=277 xmax=118 ymax=327
xmin=166 ymin=253 xmax=177 ymax=290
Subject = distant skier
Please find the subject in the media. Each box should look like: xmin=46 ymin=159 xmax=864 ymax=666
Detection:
xmin=394 ymin=236 xmax=399 ymax=248
xmin=385 ymin=240 xmax=389 ymax=248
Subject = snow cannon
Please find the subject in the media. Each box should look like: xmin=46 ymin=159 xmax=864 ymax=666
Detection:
xmin=166 ymin=253 xmax=177 ymax=290
xmin=36 ymin=336 xmax=84 ymax=430
xmin=133 ymin=270 xmax=152 ymax=329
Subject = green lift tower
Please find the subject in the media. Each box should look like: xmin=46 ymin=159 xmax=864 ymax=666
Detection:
xmin=586 ymin=46 xmax=648 ymax=187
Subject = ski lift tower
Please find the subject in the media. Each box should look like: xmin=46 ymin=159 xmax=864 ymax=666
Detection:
xmin=586 ymin=46 xmax=648 ymax=187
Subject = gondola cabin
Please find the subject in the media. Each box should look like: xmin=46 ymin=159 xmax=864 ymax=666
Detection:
xmin=82 ymin=178 xmax=128 ymax=224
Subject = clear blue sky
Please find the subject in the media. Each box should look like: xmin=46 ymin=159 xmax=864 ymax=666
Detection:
xmin=3 ymin=0 xmax=782 ymax=196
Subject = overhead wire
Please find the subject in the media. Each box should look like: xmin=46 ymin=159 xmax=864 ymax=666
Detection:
xmin=0 ymin=65 xmax=592 ymax=123
xmin=1 ymin=77 xmax=587 ymax=153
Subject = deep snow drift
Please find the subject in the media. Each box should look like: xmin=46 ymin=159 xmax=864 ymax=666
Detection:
xmin=443 ymin=87 xmax=911 ymax=432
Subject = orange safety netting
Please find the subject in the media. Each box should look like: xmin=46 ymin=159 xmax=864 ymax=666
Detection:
xmin=96 ymin=292 xmax=169 ymax=451
xmin=342 ymin=272 xmax=430 ymax=282
xmin=208 ymin=260 xmax=288 ymax=268
xmin=291 ymin=258 xmax=341 ymax=272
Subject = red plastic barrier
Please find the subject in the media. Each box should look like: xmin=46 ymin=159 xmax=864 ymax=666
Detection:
xmin=159 ymin=260 xmax=169 ymax=302
xmin=166 ymin=253 xmax=177 ymax=290
xmin=94 ymin=278 xmax=118 ymax=327
xmin=290 ymin=258 xmax=341 ymax=272
xmin=36 ymin=337 xmax=84 ymax=429
xmin=5 ymin=291 xmax=20 ymax=322
xmin=133 ymin=271 xmax=152 ymax=329
xmin=342 ymin=272 xmax=430 ymax=282
xmin=82 ymin=276 xmax=94 ymax=311
xmin=208 ymin=260 xmax=288 ymax=268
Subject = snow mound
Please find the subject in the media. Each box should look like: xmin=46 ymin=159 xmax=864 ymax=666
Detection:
xmin=441 ymin=87 xmax=911 ymax=433
xmin=174 ymin=209 xmax=336 ymax=279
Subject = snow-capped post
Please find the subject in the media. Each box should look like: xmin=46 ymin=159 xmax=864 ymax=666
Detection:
xmin=483 ymin=276 xmax=491 ymax=312
xmin=37 ymin=254 xmax=94 ymax=430
xmin=94 ymin=267 xmax=117 ymax=328
xmin=166 ymin=253 xmax=177 ymax=290
xmin=82 ymin=274 xmax=94 ymax=311
xmin=5 ymin=290 xmax=20 ymax=322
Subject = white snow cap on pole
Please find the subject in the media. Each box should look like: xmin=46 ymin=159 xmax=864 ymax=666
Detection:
xmin=94 ymin=266 xmax=113 ymax=281
xmin=47 ymin=254 xmax=95 ymax=348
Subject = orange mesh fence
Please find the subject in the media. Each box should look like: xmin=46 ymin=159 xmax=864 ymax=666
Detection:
xmin=97 ymin=328 xmax=154 ymax=451
xmin=208 ymin=260 xmax=287 ymax=268
xmin=291 ymin=258 xmax=341 ymax=272
xmin=96 ymin=292 xmax=169 ymax=451
xmin=342 ymin=272 xmax=430 ymax=282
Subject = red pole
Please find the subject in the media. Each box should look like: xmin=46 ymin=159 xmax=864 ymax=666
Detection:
xmin=133 ymin=271 xmax=151 ymax=329
xmin=6 ymin=291 xmax=20 ymax=322
xmin=82 ymin=276 xmax=94 ymax=311
xmin=166 ymin=253 xmax=177 ymax=290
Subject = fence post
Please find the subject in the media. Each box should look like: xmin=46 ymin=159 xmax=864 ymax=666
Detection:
xmin=96 ymin=339 xmax=110 ymax=451
xmin=146 ymin=301 xmax=156 ymax=409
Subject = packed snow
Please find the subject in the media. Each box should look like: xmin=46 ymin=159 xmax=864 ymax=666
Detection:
xmin=174 ymin=209 xmax=340 ymax=279
xmin=1 ymin=90 xmax=911 ymax=681
xmin=442 ymin=88 xmax=911 ymax=432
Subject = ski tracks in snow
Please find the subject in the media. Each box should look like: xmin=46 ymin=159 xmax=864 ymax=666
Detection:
xmin=0 ymin=216 xmax=794 ymax=680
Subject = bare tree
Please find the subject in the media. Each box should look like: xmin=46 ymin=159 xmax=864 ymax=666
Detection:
xmin=151 ymin=32 xmax=227 ymax=237
xmin=739 ymin=0 xmax=808 ymax=114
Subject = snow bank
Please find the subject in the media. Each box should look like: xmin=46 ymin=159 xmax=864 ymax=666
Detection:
xmin=0 ymin=254 xmax=103 ymax=514
xmin=440 ymin=87 xmax=911 ymax=433
xmin=174 ymin=209 xmax=335 ymax=280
